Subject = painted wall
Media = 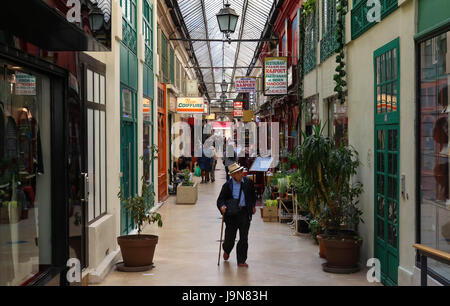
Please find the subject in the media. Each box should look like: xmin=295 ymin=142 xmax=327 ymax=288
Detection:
xmin=301 ymin=0 xmax=418 ymax=285
xmin=346 ymin=0 xmax=417 ymax=285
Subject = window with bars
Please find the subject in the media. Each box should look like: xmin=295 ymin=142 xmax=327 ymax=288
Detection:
xmin=86 ymin=68 xmax=107 ymax=223
xmin=320 ymin=0 xmax=339 ymax=63
xmin=304 ymin=7 xmax=317 ymax=74
xmin=374 ymin=38 xmax=399 ymax=124
xmin=120 ymin=0 xmax=137 ymax=53
xmin=351 ymin=0 xmax=398 ymax=40
xmin=143 ymin=0 xmax=153 ymax=68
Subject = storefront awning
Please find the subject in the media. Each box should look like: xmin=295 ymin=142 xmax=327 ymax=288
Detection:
xmin=0 ymin=0 xmax=109 ymax=51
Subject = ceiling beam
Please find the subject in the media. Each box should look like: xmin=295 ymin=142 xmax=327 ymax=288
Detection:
xmin=169 ymin=38 xmax=277 ymax=42
xmin=200 ymin=0 xmax=216 ymax=97
xmin=230 ymin=0 xmax=249 ymax=92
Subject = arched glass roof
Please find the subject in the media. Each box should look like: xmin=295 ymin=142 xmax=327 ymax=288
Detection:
xmin=176 ymin=0 xmax=274 ymax=100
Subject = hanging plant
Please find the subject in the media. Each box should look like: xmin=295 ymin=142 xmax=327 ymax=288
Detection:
xmin=333 ymin=0 xmax=347 ymax=105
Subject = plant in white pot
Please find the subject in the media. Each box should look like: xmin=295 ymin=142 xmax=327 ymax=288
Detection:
xmin=117 ymin=146 xmax=163 ymax=270
xmin=176 ymin=169 xmax=198 ymax=205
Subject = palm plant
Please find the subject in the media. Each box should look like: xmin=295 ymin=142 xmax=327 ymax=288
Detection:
xmin=296 ymin=123 xmax=363 ymax=232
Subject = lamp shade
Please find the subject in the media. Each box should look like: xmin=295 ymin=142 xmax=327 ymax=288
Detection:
xmin=216 ymin=4 xmax=239 ymax=34
xmin=88 ymin=7 xmax=104 ymax=32
xmin=221 ymin=80 xmax=228 ymax=93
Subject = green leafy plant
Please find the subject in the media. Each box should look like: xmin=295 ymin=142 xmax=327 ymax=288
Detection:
xmin=309 ymin=218 xmax=323 ymax=244
xmin=296 ymin=123 xmax=363 ymax=232
xmin=181 ymin=169 xmax=194 ymax=186
xmin=118 ymin=146 xmax=162 ymax=235
xmin=334 ymin=0 xmax=348 ymax=105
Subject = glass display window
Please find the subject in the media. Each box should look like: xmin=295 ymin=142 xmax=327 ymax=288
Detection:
xmin=0 ymin=60 xmax=52 ymax=285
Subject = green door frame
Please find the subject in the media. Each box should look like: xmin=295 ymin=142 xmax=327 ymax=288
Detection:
xmin=120 ymin=84 xmax=138 ymax=235
xmin=373 ymin=37 xmax=400 ymax=286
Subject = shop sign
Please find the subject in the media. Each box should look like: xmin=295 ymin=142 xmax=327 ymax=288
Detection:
xmin=176 ymin=97 xmax=204 ymax=114
xmin=213 ymin=121 xmax=232 ymax=130
xmin=15 ymin=73 xmax=36 ymax=96
xmin=233 ymin=101 xmax=243 ymax=118
xmin=235 ymin=77 xmax=256 ymax=93
xmin=185 ymin=80 xmax=199 ymax=97
xmin=264 ymin=57 xmax=288 ymax=95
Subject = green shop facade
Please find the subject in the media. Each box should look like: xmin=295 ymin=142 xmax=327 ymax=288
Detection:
xmin=120 ymin=0 xmax=155 ymax=236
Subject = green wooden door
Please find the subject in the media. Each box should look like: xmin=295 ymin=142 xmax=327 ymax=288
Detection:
xmin=120 ymin=86 xmax=137 ymax=235
xmin=374 ymin=38 xmax=400 ymax=286
xmin=374 ymin=125 xmax=400 ymax=286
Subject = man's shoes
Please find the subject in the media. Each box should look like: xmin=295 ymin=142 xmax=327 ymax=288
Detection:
xmin=223 ymin=252 xmax=229 ymax=261
xmin=237 ymin=263 xmax=248 ymax=267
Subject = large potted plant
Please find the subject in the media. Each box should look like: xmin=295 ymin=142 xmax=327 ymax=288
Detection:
xmin=176 ymin=169 xmax=198 ymax=204
xmin=117 ymin=147 xmax=163 ymax=269
xmin=297 ymin=124 xmax=363 ymax=272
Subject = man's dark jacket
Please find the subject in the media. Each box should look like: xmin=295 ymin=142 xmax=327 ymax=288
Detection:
xmin=217 ymin=177 xmax=257 ymax=221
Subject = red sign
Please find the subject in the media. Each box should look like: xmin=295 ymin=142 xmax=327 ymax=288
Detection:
xmin=213 ymin=121 xmax=232 ymax=130
xmin=233 ymin=101 xmax=244 ymax=118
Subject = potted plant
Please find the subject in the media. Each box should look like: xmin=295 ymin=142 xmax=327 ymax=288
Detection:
xmin=297 ymin=124 xmax=364 ymax=272
xmin=117 ymin=147 xmax=163 ymax=269
xmin=176 ymin=169 xmax=198 ymax=204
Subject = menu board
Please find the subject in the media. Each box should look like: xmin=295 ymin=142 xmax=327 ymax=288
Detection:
xmin=264 ymin=57 xmax=288 ymax=95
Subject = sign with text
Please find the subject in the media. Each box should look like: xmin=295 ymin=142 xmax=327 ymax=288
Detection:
xmin=176 ymin=97 xmax=205 ymax=114
xmin=264 ymin=57 xmax=288 ymax=95
xmin=235 ymin=76 xmax=256 ymax=93
xmin=15 ymin=73 xmax=36 ymax=96
xmin=233 ymin=101 xmax=244 ymax=118
xmin=213 ymin=121 xmax=232 ymax=130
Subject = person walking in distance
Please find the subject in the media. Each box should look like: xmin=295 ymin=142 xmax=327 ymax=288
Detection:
xmin=217 ymin=163 xmax=256 ymax=267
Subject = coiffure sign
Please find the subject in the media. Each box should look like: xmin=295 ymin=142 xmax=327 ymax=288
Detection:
xmin=264 ymin=57 xmax=288 ymax=95
xmin=176 ymin=97 xmax=205 ymax=114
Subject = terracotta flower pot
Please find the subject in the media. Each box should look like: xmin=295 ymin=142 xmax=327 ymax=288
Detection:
xmin=322 ymin=237 xmax=362 ymax=269
xmin=317 ymin=234 xmax=327 ymax=259
xmin=117 ymin=235 xmax=159 ymax=267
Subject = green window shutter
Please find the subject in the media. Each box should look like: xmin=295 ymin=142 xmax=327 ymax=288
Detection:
xmin=170 ymin=47 xmax=175 ymax=84
xmin=351 ymin=0 xmax=398 ymax=40
xmin=373 ymin=37 xmax=400 ymax=125
xmin=161 ymin=33 xmax=169 ymax=83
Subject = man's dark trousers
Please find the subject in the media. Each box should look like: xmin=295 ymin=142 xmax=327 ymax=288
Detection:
xmin=223 ymin=208 xmax=251 ymax=264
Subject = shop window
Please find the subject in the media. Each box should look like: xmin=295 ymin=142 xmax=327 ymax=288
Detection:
xmin=143 ymin=0 xmax=153 ymax=68
xmin=0 ymin=61 xmax=52 ymax=285
xmin=86 ymin=68 xmax=107 ymax=223
xmin=327 ymin=95 xmax=348 ymax=146
xmin=304 ymin=95 xmax=319 ymax=136
xmin=418 ymin=30 xmax=450 ymax=283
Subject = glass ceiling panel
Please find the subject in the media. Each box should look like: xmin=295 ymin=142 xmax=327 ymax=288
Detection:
xmin=177 ymin=0 xmax=274 ymax=100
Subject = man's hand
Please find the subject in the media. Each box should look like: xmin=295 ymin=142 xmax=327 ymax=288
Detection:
xmin=220 ymin=205 xmax=227 ymax=215
xmin=252 ymin=207 xmax=256 ymax=215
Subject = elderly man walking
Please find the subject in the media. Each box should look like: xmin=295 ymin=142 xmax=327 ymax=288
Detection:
xmin=217 ymin=163 xmax=256 ymax=267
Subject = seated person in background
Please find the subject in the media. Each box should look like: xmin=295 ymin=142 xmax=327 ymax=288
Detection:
xmin=176 ymin=156 xmax=192 ymax=173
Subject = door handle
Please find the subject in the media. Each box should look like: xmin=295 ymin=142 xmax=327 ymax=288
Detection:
xmin=81 ymin=173 xmax=89 ymax=203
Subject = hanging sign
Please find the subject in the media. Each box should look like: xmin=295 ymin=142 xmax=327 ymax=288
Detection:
xmin=15 ymin=73 xmax=36 ymax=96
xmin=176 ymin=97 xmax=205 ymax=113
xmin=235 ymin=76 xmax=256 ymax=93
xmin=213 ymin=121 xmax=232 ymax=130
xmin=233 ymin=101 xmax=244 ymax=118
xmin=264 ymin=57 xmax=288 ymax=95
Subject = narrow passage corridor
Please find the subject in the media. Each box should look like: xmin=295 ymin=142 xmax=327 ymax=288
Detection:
xmin=99 ymin=161 xmax=377 ymax=286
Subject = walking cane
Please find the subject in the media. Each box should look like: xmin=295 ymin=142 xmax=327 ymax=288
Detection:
xmin=218 ymin=213 xmax=225 ymax=266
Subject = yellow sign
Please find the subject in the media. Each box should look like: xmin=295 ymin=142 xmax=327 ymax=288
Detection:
xmin=176 ymin=97 xmax=205 ymax=114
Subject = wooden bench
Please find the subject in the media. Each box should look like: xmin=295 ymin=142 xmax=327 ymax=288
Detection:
xmin=413 ymin=244 xmax=450 ymax=286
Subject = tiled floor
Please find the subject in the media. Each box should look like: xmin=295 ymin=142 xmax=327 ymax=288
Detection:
xmin=97 ymin=162 xmax=378 ymax=286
